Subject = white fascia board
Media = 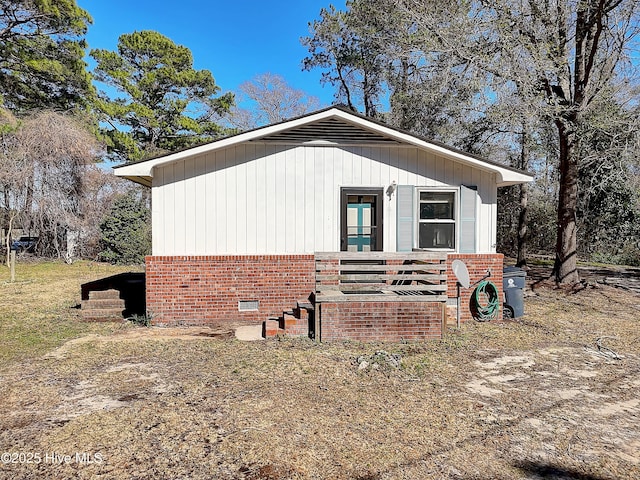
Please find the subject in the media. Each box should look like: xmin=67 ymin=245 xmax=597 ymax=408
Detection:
xmin=495 ymin=173 xmax=536 ymax=187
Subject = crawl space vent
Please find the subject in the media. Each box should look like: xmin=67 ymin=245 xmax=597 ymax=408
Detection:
xmin=238 ymin=300 xmax=259 ymax=311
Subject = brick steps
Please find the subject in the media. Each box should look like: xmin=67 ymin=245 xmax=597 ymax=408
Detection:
xmin=81 ymin=308 xmax=126 ymax=322
xmin=81 ymin=289 xmax=125 ymax=322
xmin=87 ymin=289 xmax=122 ymax=300
xmin=82 ymin=298 xmax=124 ymax=309
xmin=263 ymin=301 xmax=314 ymax=339
xmin=262 ymin=318 xmax=283 ymax=337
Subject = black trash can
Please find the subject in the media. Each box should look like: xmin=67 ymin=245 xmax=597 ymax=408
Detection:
xmin=503 ymin=267 xmax=526 ymax=318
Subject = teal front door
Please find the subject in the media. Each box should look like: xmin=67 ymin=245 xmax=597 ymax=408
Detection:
xmin=347 ymin=202 xmax=372 ymax=251
xmin=340 ymin=189 xmax=383 ymax=251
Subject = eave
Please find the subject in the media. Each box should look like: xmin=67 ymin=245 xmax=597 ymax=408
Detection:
xmin=113 ymin=106 xmax=534 ymax=188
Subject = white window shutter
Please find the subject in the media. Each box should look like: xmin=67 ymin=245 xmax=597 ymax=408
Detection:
xmin=396 ymin=185 xmax=414 ymax=252
xmin=459 ymin=185 xmax=477 ymax=253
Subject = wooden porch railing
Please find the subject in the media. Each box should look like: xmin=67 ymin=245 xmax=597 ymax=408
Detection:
xmin=315 ymin=252 xmax=448 ymax=303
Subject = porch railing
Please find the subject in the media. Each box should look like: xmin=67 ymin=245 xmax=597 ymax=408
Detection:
xmin=314 ymin=251 xmax=448 ymax=303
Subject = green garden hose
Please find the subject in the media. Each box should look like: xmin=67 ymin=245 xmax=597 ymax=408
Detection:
xmin=472 ymin=280 xmax=500 ymax=322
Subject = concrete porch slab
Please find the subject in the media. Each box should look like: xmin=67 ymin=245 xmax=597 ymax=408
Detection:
xmin=234 ymin=325 xmax=264 ymax=341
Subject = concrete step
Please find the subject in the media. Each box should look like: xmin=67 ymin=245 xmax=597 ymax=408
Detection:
xmin=235 ymin=325 xmax=264 ymax=341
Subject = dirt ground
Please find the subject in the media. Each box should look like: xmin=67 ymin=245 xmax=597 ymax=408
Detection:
xmin=0 ymin=263 xmax=639 ymax=479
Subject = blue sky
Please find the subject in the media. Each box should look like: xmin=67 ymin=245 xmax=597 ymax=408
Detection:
xmin=77 ymin=0 xmax=345 ymax=107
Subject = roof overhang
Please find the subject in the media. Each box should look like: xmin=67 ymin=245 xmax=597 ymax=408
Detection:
xmin=113 ymin=107 xmax=533 ymax=187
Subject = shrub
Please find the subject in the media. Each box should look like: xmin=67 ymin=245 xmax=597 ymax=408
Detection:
xmin=98 ymin=191 xmax=151 ymax=264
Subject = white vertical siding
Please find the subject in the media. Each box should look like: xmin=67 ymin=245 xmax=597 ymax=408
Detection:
xmin=225 ymin=147 xmax=237 ymax=251
xmin=194 ymin=155 xmax=207 ymax=253
xmin=162 ymin=164 xmax=175 ymax=253
xmin=320 ymin=147 xmax=337 ymax=250
xmin=151 ymin=167 xmax=163 ymax=254
xmin=303 ymin=148 xmax=315 ymax=253
xmin=294 ymin=146 xmax=306 ymax=252
xmin=184 ymin=157 xmax=196 ymax=254
xmin=263 ymin=144 xmax=276 ymax=253
xmin=152 ymin=144 xmax=498 ymax=255
xmin=234 ymin=146 xmax=247 ymax=253
xmin=174 ymin=161 xmax=186 ymax=253
xmin=213 ymin=150 xmax=226 ymax=253
xmin=245 ymin=143 xmax=257 ymax=253
xmin=284 ymin=147 xmax=296 ymax=253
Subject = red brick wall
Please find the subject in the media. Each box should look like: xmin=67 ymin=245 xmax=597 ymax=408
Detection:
xmin=144 ymin=253 xmax=504 ymax=333
xmin=319 ymin=301 xmax=444 ymax=342
xmin=446 ymin=254 xmax=504 ymax=324
xmin=145 ymin=255 xmax=315 ymax=326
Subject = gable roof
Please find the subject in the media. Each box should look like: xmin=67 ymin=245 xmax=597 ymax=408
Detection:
xmin=113 ymin=105 xmax=533 ymax=187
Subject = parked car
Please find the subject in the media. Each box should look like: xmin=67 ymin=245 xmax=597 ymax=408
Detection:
xmin=11 ymin=236 xmax=38 ymax=253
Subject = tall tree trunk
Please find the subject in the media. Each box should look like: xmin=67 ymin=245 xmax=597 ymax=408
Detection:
xmin=363 ymin=68 xmax=375 ymax=117
xmin=516 ymin=182 xmax=528 ymax=268
xmin=516 ymin=129 xmax=529 ymax=268
xmin=553 ymin=119 xmax=580 ymax=284
xmin=393 ymin=57 xmax=411 ymax=131
xmin=2 ymin=184 xmax=9 ymax=229
xmin=24 ymin=171 xmax=34 ymax=234
xmin=5 ymin=210 xmax=16 ymax=267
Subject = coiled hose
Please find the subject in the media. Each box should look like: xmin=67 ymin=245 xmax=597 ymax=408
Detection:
xmin=472 ymin=280 xmax=500 ymax=321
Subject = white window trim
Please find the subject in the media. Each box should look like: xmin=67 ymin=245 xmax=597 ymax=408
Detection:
xmin=414 ymin=187 xmax=459 ymax=252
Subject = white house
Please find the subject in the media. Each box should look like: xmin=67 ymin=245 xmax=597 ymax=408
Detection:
xmin=114 ymin=106 xmax=532 ymax=339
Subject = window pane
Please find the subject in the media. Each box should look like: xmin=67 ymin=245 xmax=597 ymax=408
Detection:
xmin=420 ymin=192 xmax=454 ymax=203
xmin=419 ymin=223 xmax=455 ymax=249
xmin=420 ymin=202 xmax=454 ymax=220
xmin=419 ymin=192 xmax=454 ymax=220
xmin=348 ymin=195 xmax=376 ymax=204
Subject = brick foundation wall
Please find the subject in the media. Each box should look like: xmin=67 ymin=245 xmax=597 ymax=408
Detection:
xmin=144 ymin=253 xmax=504 ymax=333
xmin=319 ymin=301 xmax=445 ymax=342
xmin=446 ymin=254 xmax=504 ymax=325
xmin=145 ymin=255 xmax=315 ymax=326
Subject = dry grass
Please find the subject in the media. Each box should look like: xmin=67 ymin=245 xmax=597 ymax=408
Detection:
xmin=0 ymin=260 xmax=143 ymax=362
xmin=0 ymin=261 xmax=639 ymax=479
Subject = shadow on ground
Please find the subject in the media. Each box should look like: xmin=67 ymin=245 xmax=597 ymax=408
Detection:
xmin=80 ymin=272 xmax=146 ymax=317
xmin=514 ymin=460 xmax=611 ymax=480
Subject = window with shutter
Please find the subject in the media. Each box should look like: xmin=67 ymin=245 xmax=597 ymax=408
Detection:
xmin=418 ymin=191 xmax=456 ymax=249
xmin=396 ymin=185 xmax=477 ymax=252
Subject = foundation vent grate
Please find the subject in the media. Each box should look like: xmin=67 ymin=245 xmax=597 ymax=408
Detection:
xmin=238 ymin=300 xmax=259 ymax=311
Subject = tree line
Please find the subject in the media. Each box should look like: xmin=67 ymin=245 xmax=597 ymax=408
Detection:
xmin=1 ymin=0 xmax=638 ymax=278
xmin=0 ymin=1 xmax=319 ymax=264
xmin=301 ymin=0 xmax=640 ymax=281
